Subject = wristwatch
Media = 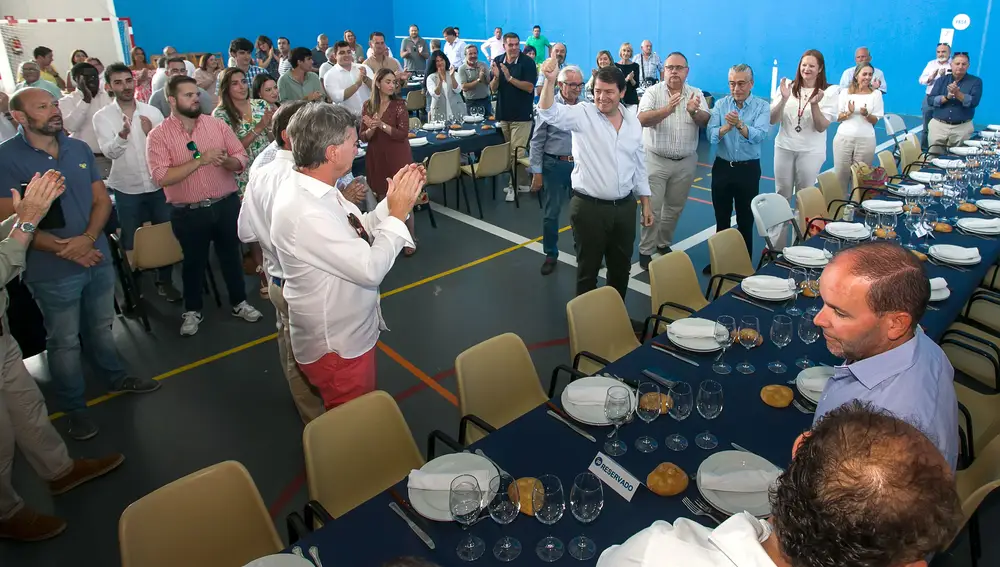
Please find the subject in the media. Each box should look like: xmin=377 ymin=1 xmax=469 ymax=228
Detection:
xmin=14 ymin=220 xmax=36 ymax=234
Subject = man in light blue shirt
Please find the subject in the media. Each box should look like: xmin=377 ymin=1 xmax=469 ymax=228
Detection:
xmin=632 ymin=40 xmax=662 ymax=85
xmin=706 ymin=64 xmax=769 ymax=263
xmin=812 ymin=242 xmax=958 ymax=470
xmin=15 ymin=62 xmax=62 ymax=101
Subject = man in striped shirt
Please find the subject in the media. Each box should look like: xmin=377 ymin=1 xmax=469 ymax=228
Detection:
xmin=146 ymin=76 xmax=263 ymax=336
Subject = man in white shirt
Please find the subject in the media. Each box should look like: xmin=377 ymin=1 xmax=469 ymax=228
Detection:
xmin=918 ymin=43 xmax=951 ymax=150
xmin=318 ymin=47 xmax=337 ymax=79
xmin=637 ymin=51 xmax=709 ymax=270
xmin=59 ymin=62 xmax=113 ymax=177
xmin=839 ymin=46 xmax=887 ymax=94
xmin=237 ymin=100 xmax=324 ymax=424
xmin=324 ymin=41 xmax=373 ymax=116
xmin=482 ymin=27 xmax=505 ymax=62
xmin=277 ymin=36 xmax=292 ymax=75
xmin=537 ymin=60 xmax=653 ymax=300
xmin=93 ymin=63 xmax=180 ymax=301
xmin=270 ymin=104 xmax=426 ymax=409
xmin=442 ymin=27 xmax=467 ymax=67
xmin=162 ymin=46 xmax=196 ymax=76
xmin=596 ymin=402 xmax=962 ymax=567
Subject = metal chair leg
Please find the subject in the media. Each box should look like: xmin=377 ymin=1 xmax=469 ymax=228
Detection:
xmin=425 ymin=200 xmax=437 ymax=228
xmin=473 ymin=178 xmax=484 ymax=219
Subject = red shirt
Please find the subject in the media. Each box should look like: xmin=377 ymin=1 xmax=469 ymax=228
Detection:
xmin=145 ymin=114 xmax=248 ymax=204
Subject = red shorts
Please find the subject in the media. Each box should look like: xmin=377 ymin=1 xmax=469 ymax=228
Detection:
xmin=298 ymin=347 xmax=376 ymax=409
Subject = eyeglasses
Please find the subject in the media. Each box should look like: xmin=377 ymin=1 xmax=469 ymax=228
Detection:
xmin=347 ymin=212 xmax=372 ymax=245
xmin=954 ymin=51 xmax=969 ymax=57
xmin=728 ymin=81 xmax=749 ymax=89
xmin=562 ymin=82 xmax=584 ymax=88
xmin=186 ymin=140 xmax=201 ymax=160
xmin=665 ymin=65 xmax=687 ymax=72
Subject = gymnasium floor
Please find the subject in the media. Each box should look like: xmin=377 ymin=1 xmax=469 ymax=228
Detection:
xmin=1 ymin=113 xmax=992 ymax=566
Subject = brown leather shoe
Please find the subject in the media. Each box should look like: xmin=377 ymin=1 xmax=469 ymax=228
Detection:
xmin=49 ymin=454 xmax=125 ymax=495
xmin=0 ymin=508 xmax=67 ymax=541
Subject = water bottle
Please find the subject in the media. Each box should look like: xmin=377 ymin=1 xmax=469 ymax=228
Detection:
xmin=842 ymin=204 xmax=856 ymax=222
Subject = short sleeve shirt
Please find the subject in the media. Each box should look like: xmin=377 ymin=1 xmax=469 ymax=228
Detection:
xmin=494 ymin=54 xmax=537 ymax=123
xmin=524 ymin=36 xmax=550 ymax=64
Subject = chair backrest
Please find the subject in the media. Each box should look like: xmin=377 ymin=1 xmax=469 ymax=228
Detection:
xmin=425 ymin=147 xmax=461 ymax=185
xmin=566 ymin=287 xmax=640 ymax=375
xmin=795 ymin=187 xmax=827 ymax=232
xmin=708 ymin=228 xmax=754 ymax=279
xmin=456 ymin=333 xmax=547 ymax=444
xmin=473 ymin=142 xmax=512 ymax=178
xmin=900 ymin=137 xmax=921 ymax=174
xmin=877 ymin=150 xmax=899 ymax=178
xmin=405 ymin=90 xmax=426 ymax=112
xmin=956 ymin=432 xmax=1000 ymax=519
xmin=132 ymin=222 xmax=183 ymax=270
xmin=303 ymin=391 xmax=424 ymax=518
xmin=408 ymin=116 xmax=421 ymax=129
xmin=817 ymin=170 xmax=845 ymax=214
xmin=883 ymin=113 xmax=907 ymax=138
xmin=750 ymin=193 xmax=797 ymax=249
xmin=648 ymin=251 xmax=709 ymax=323
xmin=119 ymin=461 xmax=281 ymax=567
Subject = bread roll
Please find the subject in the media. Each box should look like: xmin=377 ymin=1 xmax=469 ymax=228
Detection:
xmin=958 ymin=202 xmax=978 ymax=213
xmin=435 ymin=133 xmax=447 ymax=139
xmin=903 ymin=204 xmax=921 ymax=214
xmin=481 ymin=125 xmax=493 ymax=130
xmin=646 ymin=463 xmax=689 ymax=497
xmin=911 ymin=250 xmax=928 ymax=261
xmin=407 ymin=132 xmax=417 ymax=139
xmin=640 ymin=391 xmax=674 ymax=415
xmin=732 ymin=328 xmax=763 ymax=347
xmin=450 ymin=124 xmax=462 ymax=130
xmin=874 ymin=228 xmax=897 ymax=239
xmin=991 ymin=172 xmax=1000 ymax=180
xmin=929 ymin=190 xmax=944 ymax=197
xmin=933 ymin=222 xmax=953 ymax=233
xmin=510 ymin=477 xmax=538 ymax=516
xmin=760 ymin=385 xmax=794 ymax=408
xmin=981 ymin=186 xmax=996 ymax=196
xmin=801 ymin=280 xmax=820 ymax=298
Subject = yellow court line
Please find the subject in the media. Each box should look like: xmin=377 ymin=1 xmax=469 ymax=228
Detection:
xmin=693 ymin=177 xmax=703 ymax=183
xmin=694 ymin=184 xmax=712 ymax=193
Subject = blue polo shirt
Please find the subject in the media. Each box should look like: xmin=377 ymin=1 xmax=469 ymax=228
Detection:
xmin=0 ymin=131 xmax=109 ymax=283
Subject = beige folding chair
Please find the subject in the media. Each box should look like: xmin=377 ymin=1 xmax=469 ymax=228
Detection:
xmin=955 ymin=433 xmax=1000 ymax=564
xmin=956 ymin=382 xmax=1000 ymax=456
xmin=706 ymin=228 xmax=754 ymax=299
xmin=795 ymin=187 xmax=831 ymax=236
xmin=941 ymin=323 xmax=1000 ymax=391
xmin=567 ymin=287 xmax=641 ymax=375
xmin=405 ymin=90 xmax=426 ymax=120
xmin=877 ymin=149 xmax=900 ymax=179
xmin=119 ymin=461 xmax=281 ymax=567
xmin=460 ymin=142 xmax=510 ymax=219
xmin=817 ymin=170 xmax=854 ymax=219
xmin=648 ymin=251 xmax=709 ymax=333
xmin=425 ymin=147 xmax=462 ymax=212
xmin=408 ymin=116 xmax=421 ymax=129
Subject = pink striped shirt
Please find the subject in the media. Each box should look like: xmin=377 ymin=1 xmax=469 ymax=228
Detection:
xmin=145 ymin=114 xmax=249 ymax=204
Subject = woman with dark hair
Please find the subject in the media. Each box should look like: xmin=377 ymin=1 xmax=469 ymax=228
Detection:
xmin=362 ymin=68 xmax=418 ymax=255
xmin=425 ymin=50 xmax=462 ymax=121
xmin=195 ymin=53 xmax=222 ymax=106
xmin=833 ymin=63 xmax=882 ymax=196
xmin=616 ymin=43 xmax=640 ymax=109
xmin=64 ymin=49 xmax=88 ymax=93
xmin=255 ymin=35 xmax=280 ymax=78
xmin=213 ymin=67 xmax=273 ymax=193
xmin=770 ymin=49 xmax=838 ymax=202
xmin=585 ymin=50 xmax=614 ymax=96
xmin=252 ymin=73 xmax=280 ymax=108
xmin=129 ymin=46 xmax=154 ymax=101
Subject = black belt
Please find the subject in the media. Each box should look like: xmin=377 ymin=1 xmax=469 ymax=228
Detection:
xmin=545 ymin=153 xmax=573 ymax=162
xmin=714 ymin=157 xmax=760 ymax=168
xmin=572 ymin=191 xmax=633 ymax=206
xmin=173 ymin=194 xmax=230 ymax=209
xmin=936 ymin=118 xmax=971 ymax=126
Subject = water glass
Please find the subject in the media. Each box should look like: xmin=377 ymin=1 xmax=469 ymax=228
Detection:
xmin=823 ymin=237 xmax=841 ymax=258
xmin=489 ymin=474 xmax=522 ymax=562
xmin=634 ymin=382 xmax=661 ymax=453
xmin=533 ymin=475 xmax=566 ymax=562
xmin=785 ymin=268 xmax=806 ymax=316
xmin=903 ymin=209 xmax=921 ymax=250
xmin=568 ymin=472 xmax=604 ymax=561
xmin=736 ymin=316 xmax=759 ymax=374
xmin=603 ymin=386 xmax=631 ymax=457
xmin=805 ymin=269 xmax=822 ymax=316
xmin=796 ymin=315 xmax=820 ymax=369
xmin=451 ymin=475 xmax=485 ymax=561
xmin=713 ymin=315 xmax=736 ymax=374
xmin=665 ymin=381 xmax=693 ymax=451
xmin=920 ymin=210 xmax=938 ymax=251
xmin=695 ymin=380 xmax=723 ymax=450
xmin=768 ymin=315 xmax=793 ymax=373
xmin=940 ymin=185 xmax=958 ymax=223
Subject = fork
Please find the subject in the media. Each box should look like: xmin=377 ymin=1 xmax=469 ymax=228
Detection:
xmin=682 ymin=496 xmax=726 ymax=525
xmin=792 ymin=399 xmax=814 ymax=414
xmin=927 ymin=258 xmax=969 ymax=272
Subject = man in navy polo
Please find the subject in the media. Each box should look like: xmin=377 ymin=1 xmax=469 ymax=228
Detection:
xmin=0 ymin=87 xmax=159 ymax=441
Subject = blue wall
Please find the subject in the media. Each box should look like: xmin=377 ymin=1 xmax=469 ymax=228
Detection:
xmin=392 ymin=0 xmax=998 ymax=123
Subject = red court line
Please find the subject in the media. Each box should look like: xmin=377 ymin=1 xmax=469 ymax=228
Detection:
xmin=698 ymin=162 xmax=775 ymax=181
xmin=270 ymin=469 xmax=307 ymax=518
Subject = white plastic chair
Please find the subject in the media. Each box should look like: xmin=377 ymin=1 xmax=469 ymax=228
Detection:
xmin=751 ymin=193 xmax=802 ymax=253
xmin=883 ymin=113 xmax=908 ymax=156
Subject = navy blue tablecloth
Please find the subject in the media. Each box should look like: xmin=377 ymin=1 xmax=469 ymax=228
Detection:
xmin=352 ymin=124 xmax=505 ymax=175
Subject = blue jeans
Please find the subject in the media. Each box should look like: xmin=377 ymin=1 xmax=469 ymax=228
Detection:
xmin=540 ymin=154 xmax=574 ymax=258
xmin=27 ymin=263 xmax=127 ymax=413
xmin=113 ymin=189 xmax=175 ymax=283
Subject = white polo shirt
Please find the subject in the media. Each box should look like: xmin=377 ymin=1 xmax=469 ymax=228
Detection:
xmin=323 ymin=63 xmax=373 ymax=116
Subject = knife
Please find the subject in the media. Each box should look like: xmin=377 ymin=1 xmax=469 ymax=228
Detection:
xmin=641 ymin=369 xmax=677 ymax=389
xmin=389 ymin=502 xmax=436 ymax=550
xmin=730 ymin=442 xmax=752 ymax=453
xmin=732 ymin=293 xmax=776 ymax=313
xmin=650 ymin=343 xmax=700 ymax=367
xmin=545 ymin=409 xmax=597 ymax=442
xmin=389 ymin=489 xmax=431 ymax=531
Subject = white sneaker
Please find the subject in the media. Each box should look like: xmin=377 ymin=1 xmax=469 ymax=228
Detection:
xmin=504 ymin=187 xmax=515 ymax=202
xmin=517 ymin=185 xmax=531 ymax=193
xmin=180 ymin=311 xmax=202 ymax=336
xmin=232 ymin=301 xmax=263 ymax=322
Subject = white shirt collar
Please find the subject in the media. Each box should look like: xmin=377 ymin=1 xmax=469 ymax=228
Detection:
xmin=295 ymin=170 xmax=337 ymax=199
xmin=275 ymin=149 xmax=294 ymax=162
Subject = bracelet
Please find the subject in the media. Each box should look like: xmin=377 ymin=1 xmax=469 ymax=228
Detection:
xmin=83 ymin=232 xmax=97 ymax=243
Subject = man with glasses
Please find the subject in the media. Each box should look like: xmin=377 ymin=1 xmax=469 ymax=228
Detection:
xmin=706 ymin=64 xmax=769 ymax=267
xmin=926 ymin=51 xmax=981 ymax=155
xmin=530 ymin=65 xmax=584 ymax=276
xmin=145 ymin=76 xmax=263 ymax=337
xmin=637 ymin=52 xmax=708 ymax=270
xmin=458 ymin=44 xmax=492 ymax=117
xmin=14 ymin=61 xmax=62 ymax=101
xmin=917 ymin=43 xmax=952 ymax=150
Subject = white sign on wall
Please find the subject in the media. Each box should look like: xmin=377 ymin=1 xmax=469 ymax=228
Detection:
xmin=953 ymin=14 xmax=971 ymax=31
xmin=940 ymin=28 xmax=955 ymax=46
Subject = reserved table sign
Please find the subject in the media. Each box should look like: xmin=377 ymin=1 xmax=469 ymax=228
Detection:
xmin=589 ymin=452 xmax=642 ymax=501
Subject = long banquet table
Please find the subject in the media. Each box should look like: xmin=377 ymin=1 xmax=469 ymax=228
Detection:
xmin=352 ymin=121 xmax=505 ymax=176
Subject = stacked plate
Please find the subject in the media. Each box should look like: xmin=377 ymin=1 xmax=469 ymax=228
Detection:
xmin=981 ymin=130 xmax=998 ymax=139
xmin=928 ymin=244 xmax=982 ymax=266
xmin=909 ymin=171 xmax=945 ymax=184
xmin=740 ymin=275 xmax=796 ymax=302
xmin=887 ymin=183 xmax=925 ymax=197
xmin=931 ymin=158 xmax=965 ymax=169
xmin=696 ymin=451 xmax=782 ymax=518
xmin=666 ymin=318 xmax=722 ymax=352
xmin=957 ymin=217 xmax=1000 ymax=235
xmin=422 ymin=122 xmax=445 ymax=130
xmin=463 ymin=115 xmax=484 ymax=123
xmin=949 ymin=146 xmax=982 ymax=156
xmin=560 ymin=376 xmax=637 ymax=425
xmin=409 ymin=137 xmax=429 ymax=147
xmin=244 ymin=556 xmax=315 ymax=567
xmin=976 ymin=199 xmax=1000 ymax=215
xmin=929 ymin=277 xmax=951 ymax=302
xmin=861 ymin=200 xmax=903 ymax=214
xmin=407 ymin=453 xmax=499 ymax=520
xmin=964 ymin=140 xmax=988 ymax=148
xmin=452 ymin=129 xmax=477 ymax=137
xmin=795 ymin=366 xmax=834 ymax=404
xmin=988 ymin=125 xmax=1000 ymax=131
xmin=824 ymin=222 xmax=871 ymax=240
xmin=782 ymin=246 xmax=830 ymax=268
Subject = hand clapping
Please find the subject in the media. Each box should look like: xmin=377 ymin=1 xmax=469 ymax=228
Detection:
xmin=808 ymin=88 xmax=824 ymax=105
xmin=779 ymin=77 xmax=791 ymax=101
xmin=724 ymin=111 xmax=740 ymax=126
xmin=686 ymin=93 xmax=701 ymax=113
xmin=847 ymin=100 xmax=855 ymax=114
xmin=386 ymin=163 xmax=427 ymax=221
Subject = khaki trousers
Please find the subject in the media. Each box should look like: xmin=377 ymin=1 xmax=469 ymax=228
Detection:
xmin=832 ymin=133 xmax=876 ymax=200
xmin=500 ymin=121 xmax=532 ymax=185
xmin=268 ymin=283 xmax=325 ymax=424
xmin=927 ymin=119 xmax=974 ymax=155
xmin=639 ymin=152 xmax=697 ymax=254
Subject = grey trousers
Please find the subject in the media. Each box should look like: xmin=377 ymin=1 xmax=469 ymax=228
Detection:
xmin=639 ymin=152 xmax=697 ymax=254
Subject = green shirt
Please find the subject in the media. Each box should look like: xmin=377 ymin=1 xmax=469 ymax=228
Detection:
xmin=277 ymin=70 xmax=325 ymax=103
xmin=525 ymin=36 xmax=550 ymax=64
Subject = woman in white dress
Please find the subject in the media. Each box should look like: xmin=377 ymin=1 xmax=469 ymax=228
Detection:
xmin=770 ymin=49 xmax=839 ymax=203
xmin=832 ymin=63 xmax=883 ymax=198
xmin=425 ymin=50 xmax=464 ymax=121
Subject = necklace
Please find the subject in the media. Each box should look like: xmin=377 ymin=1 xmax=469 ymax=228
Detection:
xmin=794 ymin=88 xmax=812 ymax=133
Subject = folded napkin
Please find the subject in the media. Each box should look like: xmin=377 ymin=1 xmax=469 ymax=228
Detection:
xmin=965 ymin=140 xmax=987 ymax=147
xmin=564 ymin=384 xmax=613 ymax=406
xmin=976 ymin=199 xmax=1000 ymax=212
xmin=408 ymin=469 xmax=493 ymax=493
xmin=862 ymin=200 xmax=904 ymax=213
xmin=949 ymin=146 xmax=981 ymax=156
xmin=929 ymin=277 xmax=948 ymax=291
xmin=783 ymin=246 xmax=828 ymax=262
xmin=742 ymin=275 xmax=795 ymax=293
xmin=930 ymin=244 xmax=981 ymax=261
xmin=988 ymin=125 xmax=1000 ymax=131
xmin=981 ymin=131 xmax=998 ymax=139
xmin=910 ymin=171 xmax=945 ymax=183
xmin=958 ymin=218 xmax=1000 ymax=232
xmin=798 ymin=372 xmax=830 ymax=392
xmin=890 ymin=184 xmax=925 ymax=196
xmin=700 ymin=468 xmax=780 ymax=493
xmin=932 ymin=158 xmax=965 ymax=169
xmin=422 ymin=122 xmax=445 ymax=129
xmin=668 ymin=318 xmax=719 ymax=340
xmin=825 ymin=222 xmax=869 ymax=237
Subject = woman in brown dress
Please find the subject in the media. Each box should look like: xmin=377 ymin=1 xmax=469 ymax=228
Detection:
xmin=361 ymin=68 xmax=417 ymax=255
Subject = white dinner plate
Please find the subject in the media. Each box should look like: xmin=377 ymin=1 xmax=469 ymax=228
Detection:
xmin=740 ymin=279 xmax=796 ymax=302
xmin=964 ymin=140 xmax=988 ymax=147
xmin=696 ymin=451 xmax=782 ymax=518
xmin=928 ymin=246 xmax=982 ymax=266
xmin=408 ymin=453 xmax=499 ymax=521
xmin=957 ymin=218 xmax=1000 ymax=235
xmin=795 ymin=366 xmax=834 ymax=404
xmin=930 ymin=287 xmax=951 ymax=302
xmin=976 ymin=199 xmax=1000 ymax=214
xmin=422 ymin=122 xmax=445 ymax=130
xmin=560 ymin=376 xmax=637 ymax=426
xmin=887 ymin=184 xmax=925 ymax=197
xmin=452 ymin=129 xmax=477 ymax=137
xmin=988 ymin=125 xmax=1000 ymax=131
xmin=980 ymin=131 xmax=997 ymax=139
xmin=909 ymin=171 xmax=945 ymax=184
xmin=409 ymin=137 xmax=429 ymax=147
xmin=243 ymin=556 xmax=315 ymax=567
xmin=781 ymin=249 xmax=829 ymax=268
xmin=825 ymin=223 xmax=871 ymax=240
xmin=463 ymin=115 xmax=484 ymax=122
xmin=666 ymin=318 xmax=723 ymax=353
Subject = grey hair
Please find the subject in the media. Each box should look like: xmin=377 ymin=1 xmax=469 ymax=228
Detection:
xmin=19 ymin=60 xmax=40 ymax=72
xmin=729 ymin=63 xmax=754 ymax=81
xmin=326 ymin=47 xmax=337 ymax=58
xmin=558 ymin=65 xmax=583 ymax=83
xmin=287 ymin=103 xmax=358 ymax=169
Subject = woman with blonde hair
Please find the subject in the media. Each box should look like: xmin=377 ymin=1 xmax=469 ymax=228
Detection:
xmin=616 ymin=43 xmax=640 ymax=108
xmin=832 ymin=63 xmax=883 ymax=197
xmin=129 ymin=46 xmax=154 ymax=101
xmin=585 ymin=50 xmax=614 ymax=96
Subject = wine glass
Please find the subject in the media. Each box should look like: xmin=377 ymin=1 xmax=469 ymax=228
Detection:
xmin=489 ymin=474 xmax=522 ymax=562
xmin=918 ymin=185 xmax=936 ymax=215
xmin=823 ymin=237 xmax=841 ymax=258
xmin=634 ymin=382 xmax=660 ymax=453
xmin=451 ymin=475 xmax=485 ymax=561
xmin=786 ymin=267 xmax=806 ymax=316
xmin=568 ymin=472 xmax=604 ymax=561
xmin=768 ymin=315 xmax=793 ymax=373
xmin=695 ymin=380 xmax=723 ymax=450
xmin=805 ymin=269 xmax=822 ymax=316
xmin=940 ymin=185 xmax=957 ymax=223
xmin=665 ymin=381 xmax=692 ymax=451
xmin=879 ymin=212 xmax=898 ymax=240
xmin=533 ymin=475 xmax=565 ymax=562
xmin=920 ymin=210 xmax=938 ymax=251
xmin=736 ymin=316 xmax=759 ymax=374
xmin=862 ymin=211 xmax=878 ymax=240
xmin=603 ymin=386 xmax=631 ymax=457
xmin=796 ymin=315 xmax=820 ymax=369
xmin=903 ymin=209 xmax=921 ymax=250
xmin=713 ymin=315 xmax=736 ymax=374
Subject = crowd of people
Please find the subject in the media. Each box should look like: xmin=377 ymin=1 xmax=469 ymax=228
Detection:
xmin=0 ymin=23 xmax=983 ymax=559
